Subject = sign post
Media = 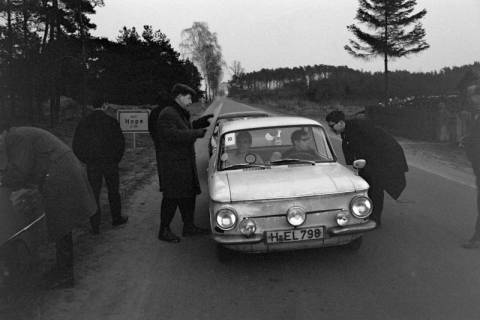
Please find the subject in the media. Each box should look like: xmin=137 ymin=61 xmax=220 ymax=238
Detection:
xmin=117 ymin=109 xmax=150 ymax=151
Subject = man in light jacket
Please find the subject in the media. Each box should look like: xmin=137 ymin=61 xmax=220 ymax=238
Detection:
xmin=0 ymin=119 xmax=96 ymax=288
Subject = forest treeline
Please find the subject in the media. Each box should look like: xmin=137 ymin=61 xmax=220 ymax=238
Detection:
xmin=229 ymin=62 xmax=480 ymax=107
xmin=0 ymin=1 xmax=202 ymax=126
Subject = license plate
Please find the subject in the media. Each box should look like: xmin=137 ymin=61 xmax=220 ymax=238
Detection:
xmin=265 ymin=227 xmax=324 ymax=244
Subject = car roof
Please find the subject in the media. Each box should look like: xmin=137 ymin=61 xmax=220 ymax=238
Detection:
xmin=219 ymin=116 xmax=323 ymax=134
xmin=216 ymin=110 xmax=269 ymax=120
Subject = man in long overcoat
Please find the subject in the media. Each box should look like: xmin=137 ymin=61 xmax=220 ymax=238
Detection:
xmin=0 ymin=121 xmax=96 ymax=288
xmin=148 ymin=93 xmax=170 ymax=188
xmin=326 ymin=111 xmax=409 ymax=226
xmin=156 ymin=83 xmax=213 ymax=242
xmin=462 ymin=86 xmax=480 ymax=249
xmin=73 ymin=96 xmax=127 ymax=234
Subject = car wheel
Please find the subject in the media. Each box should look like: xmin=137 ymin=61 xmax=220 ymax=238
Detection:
xmin=343 ymin=236 xmax=363 ymax=251
xmin=216 ymin=244 xmax=235 ymax=263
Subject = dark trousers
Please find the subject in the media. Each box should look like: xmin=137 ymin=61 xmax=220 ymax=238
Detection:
xmin=361 ymin=171 xmax=385 ymax=224
xmin=155 ymin=150 xmax=162 ymax=189
xmin=160 ymin=197 xmax=196 ymax=231
xmin=55 ymin=232 xmax=73 ymax=276
xmin=87 ymin=163 xmax=122 ymax=226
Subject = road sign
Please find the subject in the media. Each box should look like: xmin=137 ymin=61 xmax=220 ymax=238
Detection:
xmin=117 ymin=109 xmax=150 ymax=133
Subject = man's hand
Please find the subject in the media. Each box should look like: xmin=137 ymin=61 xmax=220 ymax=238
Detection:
xmin=192 ymin=114 xmax=214 ymax=129
xmin=195 ymin=128 xmax=207 ymax=138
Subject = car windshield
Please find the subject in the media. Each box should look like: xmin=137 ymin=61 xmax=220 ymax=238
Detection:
xmin=217 ymin=125 xmax=335 ymax=170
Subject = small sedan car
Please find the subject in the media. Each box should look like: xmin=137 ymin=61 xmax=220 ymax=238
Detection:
xmin=209 ymin=110 xmax=269 ymax=156
xmin=207 ymin=116 xmax=376 ymax=256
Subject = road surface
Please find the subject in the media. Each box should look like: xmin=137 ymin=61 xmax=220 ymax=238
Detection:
xmin=29 ymin=97 xmax=480 ymax=320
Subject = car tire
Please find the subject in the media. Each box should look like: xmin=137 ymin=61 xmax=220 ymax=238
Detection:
xmin=216 ymin=244 xmax=235 ymax=263
xmin=343 ymin=236 xmax=363 ymax=251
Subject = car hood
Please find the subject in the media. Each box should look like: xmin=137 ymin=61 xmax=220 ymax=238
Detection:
xmin=225 ymin=163 xmax=368 ymax=201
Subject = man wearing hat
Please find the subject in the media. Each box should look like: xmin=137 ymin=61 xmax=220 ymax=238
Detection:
xmin=155 ymin=83 xmax=213 ymax=242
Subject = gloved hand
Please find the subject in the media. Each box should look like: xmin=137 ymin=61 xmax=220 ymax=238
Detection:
xmin=195 ymin=128 xmax=207 ymax=138
xmin=192 ymin=114 xmax=214 ymax=129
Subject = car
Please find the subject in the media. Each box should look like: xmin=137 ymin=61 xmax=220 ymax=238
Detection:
xmin=209 ymin=110 xmax=270 ymax=156
xmin=207 ymin=116 xmax=377 ymax=258
xmin=0 ymin=187 xmax=46 ymax=288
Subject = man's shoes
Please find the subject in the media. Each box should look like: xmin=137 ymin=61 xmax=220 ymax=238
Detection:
xmin=112 ymin=216 xmax=128 ymax=226
xmin=462 ymin=238 xmax=480 ymax=249
xmin=182 ymin=225 xmax=210 ymax=237
xmin=158 ymin=229 xmax=181 ymax=243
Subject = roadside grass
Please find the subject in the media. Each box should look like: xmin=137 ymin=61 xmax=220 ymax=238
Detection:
xmin=231 ymin=96 xmax=365 ymax=123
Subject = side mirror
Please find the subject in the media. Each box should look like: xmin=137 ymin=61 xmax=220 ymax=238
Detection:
xmin=353 ymin=159 xmax=366 ymax=170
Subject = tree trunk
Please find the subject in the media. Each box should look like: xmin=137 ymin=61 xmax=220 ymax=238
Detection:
xmin=383 ymin=6 xmax=389 ymax=107
xmin=41 ymin=0 xmax=49 ymax=54
xmin=384 ymin=51 xmax=389 ymax=107
xmin=49 ymin=0 xmax=61 ymax=127
xmin=6 ymin=0 xmax=14 ymax=116
xmin=78 ymin=0 xmax=88 ymax=116
xmin=23 ymin=0 xmax=34 ymax=122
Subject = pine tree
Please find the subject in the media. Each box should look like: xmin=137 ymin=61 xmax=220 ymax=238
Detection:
xmin=345 ymin=0 xmax=429 ymax=106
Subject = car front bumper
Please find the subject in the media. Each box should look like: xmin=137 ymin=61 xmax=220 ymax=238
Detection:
xmin=213 ymin=220 xmax=377 ymax=253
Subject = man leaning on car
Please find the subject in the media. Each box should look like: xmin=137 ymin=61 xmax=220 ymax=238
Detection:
xmin=326 ymin=110 xmax=408 ymax=227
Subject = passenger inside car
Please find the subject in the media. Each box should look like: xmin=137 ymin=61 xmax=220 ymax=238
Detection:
xmin=282 ymin=129 xmax=320 ymax=161
xmin=224 ymin=131 xmax=264 ymax=166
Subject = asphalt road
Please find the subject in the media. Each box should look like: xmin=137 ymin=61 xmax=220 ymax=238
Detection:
xmin=34 ymin=97 xmax=480 ymax=320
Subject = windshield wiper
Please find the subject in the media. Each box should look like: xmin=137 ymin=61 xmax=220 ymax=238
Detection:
xmin=270 ymin=158 xmax=316 ymax=166
xmin=223 ymin=163 xmax=267 ymax=170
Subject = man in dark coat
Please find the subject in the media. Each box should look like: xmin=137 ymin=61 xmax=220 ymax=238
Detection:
xmin=148 ymin=94 xmax=171 ymax=188
xmin=72 ymin=96 xmax=128 ymax=234
xmin=326 ymin=111 xmax=409 ymax=226
xmin=0 ymin=120 xmax=97 ymax=288
xmin=461 ymin=87 xmax=480 ymax=249
xmin=156 ymin=83 xmax=213 ymax=242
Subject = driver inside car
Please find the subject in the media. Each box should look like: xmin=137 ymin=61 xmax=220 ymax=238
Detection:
xmin=282 ymin=129 xmax=319 ymax=161
xmin=224 ymin=131 xmax=264 ymax=166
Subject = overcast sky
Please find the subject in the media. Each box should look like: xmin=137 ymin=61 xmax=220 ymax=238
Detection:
xmin=91 ymin=0 xmax=480 ymax=79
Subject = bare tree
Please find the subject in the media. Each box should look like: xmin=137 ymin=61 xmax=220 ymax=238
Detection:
xmin=180 ymin=22 xmax=224 ymax=101
xmin=229 ymin=60 xmax=244 ymax=77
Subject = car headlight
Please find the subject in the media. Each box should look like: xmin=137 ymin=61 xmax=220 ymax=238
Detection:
xmin=239 ymin=218 xmax=256 ymax=237
xmin=286 ymin=206 xmax=306 ymax=227
xmin=216 ymin=208 xmax=237 ymax=230
xmin=349 ymin=196 xmax=372 ymax=218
